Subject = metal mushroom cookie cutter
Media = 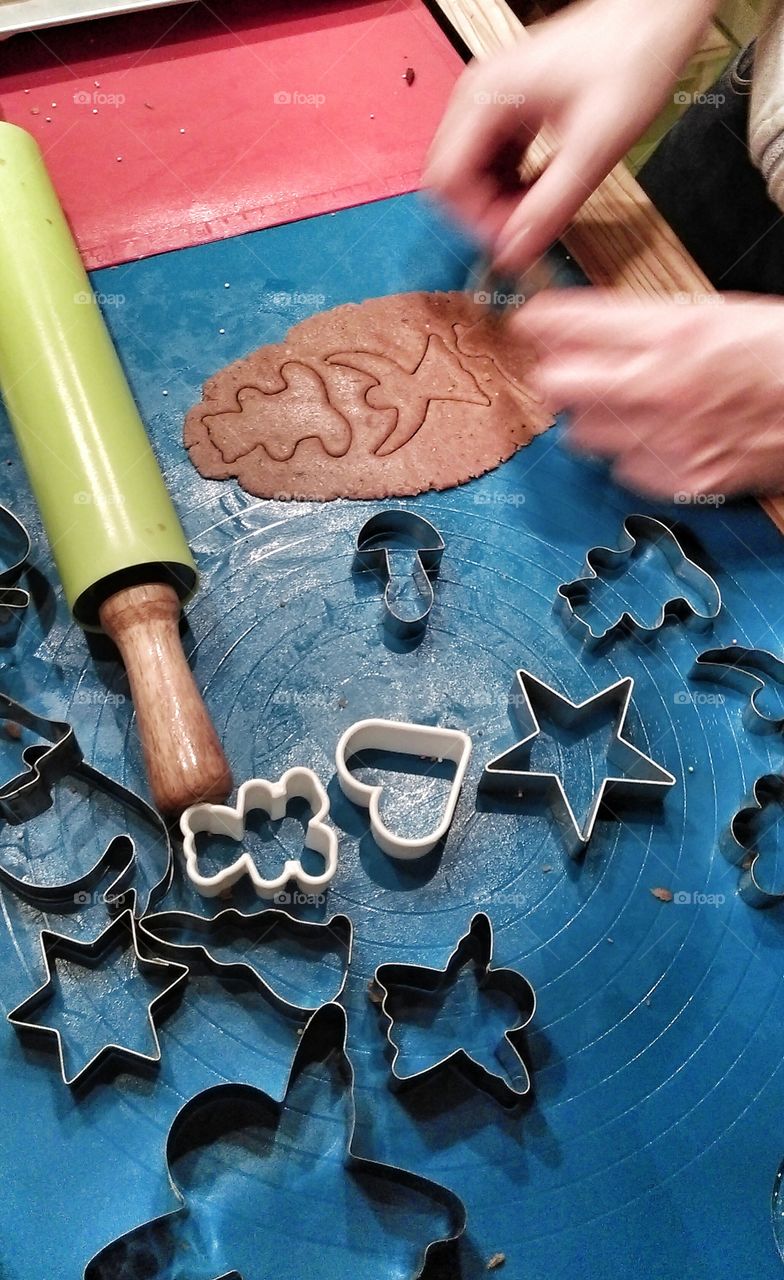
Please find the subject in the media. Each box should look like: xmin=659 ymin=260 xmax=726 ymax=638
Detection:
xmin=7 ymin=908 xmax=188 ymax=1088
xmin=354 ymin=509 xmax=445 ymax=637
xmin=691 ymin=646 xmax=784 ymax=734
xmin=480 ymin=670 xmax=676 ymax=856
xmin=556 ymin=514 xmax=721 ymax=646
xmin=725 ymin=774 xmax=784 ymax=909
xmin=180 ymin=767 xmax=338 ymax=900
xmin=140 ymin=907 xmax=353 ymax=1015
xmin=0 ymin=503 xmax=32 ymax=641
xmin=372 ymin=913 xmax=536 ymax=1109
xmin=84 ymin=1002 xmax=467 ymax=1279
xmin=335 ymin=718 xmax=472 ymax=860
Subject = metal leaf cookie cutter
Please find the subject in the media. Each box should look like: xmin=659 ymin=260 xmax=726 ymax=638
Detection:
xmin=84 ymin=1002 xmax=467 ymax=1279
xmin=0 ymin=690 xmax=172 ymax=916
xmin=480 ymin=670 xmax=676 ymax=856
xmin=372 ymin=913 xmax=536 ymax=1109
xmin=725 ymin=774 xmax=784 ymax=909
xmin=180 ymin=767 xmax=338 ymax=900
xmin=691 ymin=646 xmax=784 ymax=734
xmin=354 ymin=509 xmax=444 ymax=637
xmin=141 ymin=907 xmax=353 ymax=1014
xmin=556 ymin=514 xmax=721 ymax=646
xmin=335 ymin=717 xmax=472 ymax=860
xmin=0 ymin=504 xmax=32 ymax=642
xmin=7 ymin=908 xmax=188 ymax=1088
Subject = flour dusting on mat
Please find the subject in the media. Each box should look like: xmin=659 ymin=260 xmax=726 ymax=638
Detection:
xmin=184 ymin=291 xmax=552 ymax=501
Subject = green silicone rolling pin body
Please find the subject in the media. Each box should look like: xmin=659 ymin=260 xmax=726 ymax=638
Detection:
xmin=0 ymin=122 xmax=232 ymax=813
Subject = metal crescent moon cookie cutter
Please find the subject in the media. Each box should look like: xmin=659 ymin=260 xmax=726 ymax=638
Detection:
xmin=335 ymin=718 xmax=473 ymax=860
xmin=556 ymin=513 xmax=722 ymax=646
xmin=179 ymin=767 xmax=338 ymax=900
xmin=371 ymin=913 xmax=536 ymax=1109
xmin=353 ymin=509 xmax=445 ymax=637
xmin=691 ymin=646 xmax=784 ymax=734
xmin=479 ymin=669 xmax=676 ymax=857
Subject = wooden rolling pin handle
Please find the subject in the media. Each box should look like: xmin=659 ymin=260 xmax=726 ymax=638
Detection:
xmin=99 ymin=582 xmax=233 ymax=815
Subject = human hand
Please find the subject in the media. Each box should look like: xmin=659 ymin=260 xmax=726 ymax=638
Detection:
xmin=426 ymin=0 xmax=716 ymax=272
xmin=515 ymin=291 xmax=784 ymax=500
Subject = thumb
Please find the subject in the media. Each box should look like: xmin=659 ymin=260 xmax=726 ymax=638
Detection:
xmin=493 ymin=132 xmax=593 ymax=272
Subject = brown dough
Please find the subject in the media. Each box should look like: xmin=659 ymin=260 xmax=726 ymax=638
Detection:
xmin=184 ymin=291 xmax=553 ymax=501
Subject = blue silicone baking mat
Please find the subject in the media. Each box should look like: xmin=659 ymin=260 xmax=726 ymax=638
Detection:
xmin=1 ymin=192 xmax=784 ymax=1279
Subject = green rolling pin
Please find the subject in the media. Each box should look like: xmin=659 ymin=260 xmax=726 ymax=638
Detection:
xmin=0 ymin=122 xmax=233 ymax=814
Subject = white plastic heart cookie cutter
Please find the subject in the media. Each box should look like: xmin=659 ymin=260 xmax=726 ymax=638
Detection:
xmin=335 ymin=718 xmax=472 ymax=861
xmin=180 ymin=768 xmax=338 ymax=900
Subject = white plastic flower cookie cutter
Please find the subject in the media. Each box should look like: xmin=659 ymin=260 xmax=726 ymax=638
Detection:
xmin=180 ymin=768 xmax=338 ymax=900
xmin=335 ymin=718 xmax=472 ymax=861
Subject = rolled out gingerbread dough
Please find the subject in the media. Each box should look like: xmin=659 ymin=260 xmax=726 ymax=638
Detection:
xmin=184 ymin=291 xmax=553 ymax=501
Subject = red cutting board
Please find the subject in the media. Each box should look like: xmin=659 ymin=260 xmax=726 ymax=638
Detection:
xmin=0 ymin=0 xmax=463 ymax=268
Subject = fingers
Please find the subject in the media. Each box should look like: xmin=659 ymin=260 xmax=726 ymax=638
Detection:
xmin=493 ymin=133 xmax=593 ymax=273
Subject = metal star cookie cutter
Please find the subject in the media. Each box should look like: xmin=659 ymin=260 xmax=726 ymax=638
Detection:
xmin=372 ymin=913 xmax=536 ymax=1109
xmin=0 ymin=504 xmax=32 ymax=642
xmin=180 ymin=767 xmax=338 ymax=900
xmin=691 ymin=646 xmax=784 ymax=735
xmin=83 ymin=1002 xmax=467 ymax=1279
xmin=556 ymin=514 xmax=721 ymax=647
xmin=479 ymin=670 xmax=676 ymax=856
xmin=7 ymin=908 xmax=188 ymax=1088
xmin=725 ymin=773 xmax=784 ymax=909
xmin=140 ymin=906 xmax=353 ymax=1015
xmin=335 ymin=717 xmax=472 ymax=860
xmin=354 ymin=509 xmax=445 ymax=637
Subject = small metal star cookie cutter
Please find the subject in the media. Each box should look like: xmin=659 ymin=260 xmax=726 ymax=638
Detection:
xmin=0 ymin=504 xmax=32 ymax=642
xmin=725 ymin=774 xmax=784 ymax=909
xmin=371 ymin=913 xmax=536 ymax=1109
xmin=83 ymin=1002 xmax=467 ymax=1279
xmin=556 ymin=514 xmax=721 ymax=646
xmin=180 ymin=767 xmax=338 ymax=900
xmin=140 ymin=906 xmax=353 ymax=1015
xmin=691 ymin=646 xmax=784 ymax=735
xmin=0 ymin=689 xmax=173 ymax=916
xmin=354 ymin=509 xmax=445 ymax=637
xmin=335 ymin=717 xmax=472 ymax=860
xmin=7 ymin=908 xmax=188 ymax=1088
xmin=479 ymin=669 xmax=676 ymax=856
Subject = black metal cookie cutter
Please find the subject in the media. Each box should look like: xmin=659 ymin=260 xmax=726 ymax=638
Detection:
xmin=354 ymin=509 xmax=445 ymax=637
xmin=0 ymin=504 xmax=32 ymax=642
xmin=83 ymin=1002 xmax=467 ymax=1278
xmin=140 ymin=906 xmax=353 ymax=1015
xmin=7 ymin=908 xmax=188 ymax=1088
xmin=691 ymin=646 xmax=784 ymax=735
xmin=725 ymin=773 xmax=784 ymax=909
xmin=372 ymin=912 xmax=536 ymax=1109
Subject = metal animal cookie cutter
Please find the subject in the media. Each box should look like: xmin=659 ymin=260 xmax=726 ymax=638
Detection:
xmin=480 ymin=669 xmax=676 ymax=856
xmin=691 ymin=646 xmax=784 ymax=734
xmin=335 ymin=718 xmax=472 ymax=860
xmin=354 ymin=509 xmax=445 ymax=636
xmin=0 ymin=689 xmax=173 ymax=916
xmin=725 ymin=774 xmax=784 ymax=909
xmin=140 ymin=907 xmax=353 ymax=1015
xmin=556 ymin=513 xmax=722 ymax=646
xmin=83 ymin=1002 xmax=467 ymax=1280
xmin=180 ymin=767 xmax=338 ymax=899
xmin=0 ymin=504 xmax=32 ymax=641
xmin=7 ymin=908 xmax=188 ymax=1088
xmin=372 ymin=913 xmax=536 ymax=1109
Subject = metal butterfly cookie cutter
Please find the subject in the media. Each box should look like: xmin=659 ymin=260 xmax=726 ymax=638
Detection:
xmin=371 ymin=912 xmax=536 ymax=1109
xmin=556 ymin=514 xmax=721 ymax=646
xmin=354 ymin=509 xmax=445 ymax=637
